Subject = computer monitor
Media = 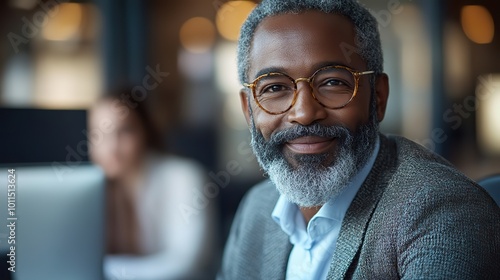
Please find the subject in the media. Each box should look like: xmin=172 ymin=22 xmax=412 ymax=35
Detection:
xmin=0 ymin=164 xmax=105 ymax=280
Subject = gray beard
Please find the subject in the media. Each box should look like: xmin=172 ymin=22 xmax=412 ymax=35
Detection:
xmin=249 ymin=111 xmax=379 ymax=208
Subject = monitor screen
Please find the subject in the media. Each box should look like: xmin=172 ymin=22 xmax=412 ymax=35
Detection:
xmin=0 ymin=164 xmax=105 ymax=280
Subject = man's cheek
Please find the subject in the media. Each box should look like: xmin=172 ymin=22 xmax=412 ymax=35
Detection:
xmin=255 ymin=120 xmax=280 ymax=142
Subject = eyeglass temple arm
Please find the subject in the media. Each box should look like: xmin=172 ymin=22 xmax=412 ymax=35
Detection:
xmin=357 ymin=70 xmax=375 ymax=76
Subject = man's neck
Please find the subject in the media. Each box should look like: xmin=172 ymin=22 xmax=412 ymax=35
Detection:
xmin=300 ymin=205 xmax=322 ymax=225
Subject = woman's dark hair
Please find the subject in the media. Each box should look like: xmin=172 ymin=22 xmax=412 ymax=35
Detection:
xmin=103 ymin=86 xmax=165 ymax=152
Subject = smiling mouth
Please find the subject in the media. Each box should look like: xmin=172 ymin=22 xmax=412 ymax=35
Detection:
xmin=285 ymin=136 xmax=336 ymax=154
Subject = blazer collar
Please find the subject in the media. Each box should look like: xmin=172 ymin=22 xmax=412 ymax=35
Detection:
xmin=327 ymin=134 xmax=397 ymax=278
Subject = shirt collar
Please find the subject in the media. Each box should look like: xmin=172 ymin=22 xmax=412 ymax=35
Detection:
xmin=272 ymin=135 xmax=380 ymax=238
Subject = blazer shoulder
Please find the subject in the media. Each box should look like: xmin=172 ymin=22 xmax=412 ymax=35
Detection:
xmin=385 ymin=135 xmax=477 ymax=188
xmin=348 ymin=135 xmax=500 ymax=279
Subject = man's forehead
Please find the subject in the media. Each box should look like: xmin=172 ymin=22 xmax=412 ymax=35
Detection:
xmin=248 ymin=11 xmax=363 ymax=77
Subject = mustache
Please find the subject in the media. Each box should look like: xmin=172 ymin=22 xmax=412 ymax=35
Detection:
xmin=267 ymin=123 xmax=352 ymax=146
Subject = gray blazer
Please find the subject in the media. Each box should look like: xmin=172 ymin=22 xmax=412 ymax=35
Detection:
xmin=219 ymin=134 xmax=500 ymax=279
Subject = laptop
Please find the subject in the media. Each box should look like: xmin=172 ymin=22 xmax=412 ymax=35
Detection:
xmin=0 ymin=164 xmax=105 ymax=280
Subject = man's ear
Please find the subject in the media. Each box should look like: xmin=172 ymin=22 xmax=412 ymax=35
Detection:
xmin=374 ymin=73 xmax=389 ymax=122
xmin=240 ymin=89 xmax=251 ymax=125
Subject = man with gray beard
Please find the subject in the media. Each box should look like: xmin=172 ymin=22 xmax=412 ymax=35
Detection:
xmin=219 ymin=0 xmax=500 ymax=279
xmin=250 ymin=115 xmax=378 ymax=209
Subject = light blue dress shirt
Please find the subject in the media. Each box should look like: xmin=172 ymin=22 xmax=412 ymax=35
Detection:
xmin=271 ymin=136 xmax=380 ymax=280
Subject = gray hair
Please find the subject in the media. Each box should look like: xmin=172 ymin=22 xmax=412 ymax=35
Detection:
xmin=237 ymin=0 xmax=383 ymax=84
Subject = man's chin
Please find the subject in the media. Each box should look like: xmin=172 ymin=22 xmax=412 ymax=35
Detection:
xmin=282 ymin=151 xmax=337 ymax=170
xmin=265 ymin=147 xmax=358 ymax=207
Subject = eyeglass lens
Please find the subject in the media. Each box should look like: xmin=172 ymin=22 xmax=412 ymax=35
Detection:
xmin=254 ymin=67 xmax=356 ymax=113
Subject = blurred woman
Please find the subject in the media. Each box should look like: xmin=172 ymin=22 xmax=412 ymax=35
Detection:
xmin=88 ymin=89 xmax=216 ymax=280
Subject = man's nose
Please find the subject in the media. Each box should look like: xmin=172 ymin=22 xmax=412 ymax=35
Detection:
xmin=286 ymin=81 xmax=328 ymax=125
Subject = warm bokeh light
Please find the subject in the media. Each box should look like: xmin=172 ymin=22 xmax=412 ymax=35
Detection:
xmin=42 ymin=3 xmax=83 ymax=41
xmin=461 ymin=5 xmax=495 ymax=44
xmin=392 ymin=5 xmax=432 ymax=142
xmin=477 ymin=74 xmax=500 ymax=154
xmin=179 ymin=17 xmax=216 ymax=53
xmin=33 ymin=52 xmax=102 ymax=109
xmin=215 ymin=42 xmax=247 ymax=130
xmin=216 ymin=1 xmax=256 ymax=41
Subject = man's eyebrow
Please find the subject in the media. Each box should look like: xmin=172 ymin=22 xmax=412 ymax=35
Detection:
xmin=252 ymin=61 xmax=353 ymax=80
xmin=253 ymin=67 xmax=287 ymax=79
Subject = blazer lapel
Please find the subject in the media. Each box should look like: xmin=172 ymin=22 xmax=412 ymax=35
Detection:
xmin=327 ymin=134 xmax=397 ymax=279
xmin=261 ymin=217 xmax=292 ymax=280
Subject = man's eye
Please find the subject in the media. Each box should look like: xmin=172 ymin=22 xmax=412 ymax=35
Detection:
xmin=262 ymin=84 xmax=290 ymax=93
xmin=323 ymin=79 xmax=346 ymax=86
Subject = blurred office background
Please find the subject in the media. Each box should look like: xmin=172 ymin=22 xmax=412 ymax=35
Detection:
xmin=0 ymin=0 xmax=499 ymax=277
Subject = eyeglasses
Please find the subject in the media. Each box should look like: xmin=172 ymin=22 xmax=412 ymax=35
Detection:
xmin=243 ymin=65 xmax=375 ymax=115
